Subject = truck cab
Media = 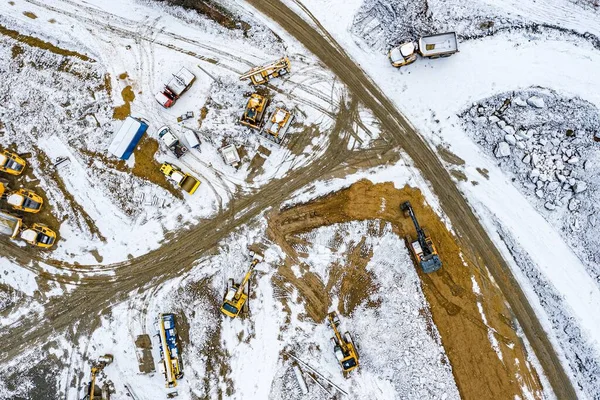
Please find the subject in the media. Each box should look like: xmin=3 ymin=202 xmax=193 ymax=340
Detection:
xmin=155 ymin=68 xmax=196 ymax=108
xmin=388 ymin=42 xmax=417 ymax=67
xmin=158 ymin=126 xmax=188 ymax=158
xmin=20 ymin=223 xmax=56 ymax=249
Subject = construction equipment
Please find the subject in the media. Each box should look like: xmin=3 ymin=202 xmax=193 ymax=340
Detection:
xmin=240 ymin=93 xmax=269 ymax=129
xmin=0 ymin=149 xmax=26 ymax=176
xmin=327 ymin=312 xmax=359 ymax=374
xmin=160 ymin=163 xmax=201 ymax=195
xmin=177 ymin=111 xmax=194 ymax=123
xmin=389 ymin=32 xmax=458 ymax=68
xmin=401 ymin=201 xmax=442 ymax=273
xmin=20 ymin=223 xmax=57 ymax=249
xmin=239 ymin=57 xmax=291 ymax=85
xmin=155 ymin=67 xmax=196 ymax=108
xmin=82 ymin=354 xmax=113 ymax=400
xmin=221 ymin=254 xmax=263 ymax=318
xmin=156 ymin=313 xmax=184 ymax=388
xmin=261 ymin=108 xmax=294 ymax=144
xmin=158 ymin=126 xmax=188 ymax=158
xmin=0 ymin=211 xmax=56 ymax=248
xmin=0 ymin=183 xmax=44 ymax=213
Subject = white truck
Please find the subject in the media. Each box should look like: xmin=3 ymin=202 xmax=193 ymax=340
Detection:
xmin=155 ymin=67 xmax=196 ymax=108
xmin=158 ymin=126 xmax=188 ymax=158
xmin=389 ymin=32 xmax=458 ymax=68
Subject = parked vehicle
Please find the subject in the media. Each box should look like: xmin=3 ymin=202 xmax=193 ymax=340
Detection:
xmin=177 ymin=111 xmax=194 ymax=123
xmin=155 ymin=67 xmax=196 ymax=108
xmin=0 ymin=149 xmax=26 ymax=175
xmin=158 ymin=126 xmax=188 ymax=158
xmin=160 ymin=163 xmax=200 ymax=195
xmin=389 ymin=32 xmax=458 ymax=68
xmin=183 ymin=130 xmax=200 ymax=150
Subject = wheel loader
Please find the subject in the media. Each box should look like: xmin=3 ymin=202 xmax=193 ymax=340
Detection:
xmin=0 ymin=183 xmax=43 ymax=213
xmin=221 ymin=254 xmax=263 ymax=318
xmin=239 ymin=57 xmax=291 ymax=85
xmin=327 ymin=312 xmax=359 ymax=375
xmin=401 ymin=201 xmax=442 ymax=273
xmin=0 ymin=149 xmax=26 ymax=176
xmin=82 ymin=354 xmax=113 ymax=400
xmin=240 ymin=93 xmax=269 ymax=130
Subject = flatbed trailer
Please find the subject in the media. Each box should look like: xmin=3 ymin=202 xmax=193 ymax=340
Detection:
xmin=156 ymin=313 xmax=183 ymax=388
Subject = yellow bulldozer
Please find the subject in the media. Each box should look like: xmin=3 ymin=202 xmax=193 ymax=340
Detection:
xmin=239 ymin=57 xmax=291 ymax=85
xmin=0 ymin=149 xmax=26 ymax=176
xmin=401 ymin=201 xmax=442 ymax=273
xmin=220 ymin=254 xmax=263 ymax=319
xmin=82 ymin=354 xmax=113 ymax=400
xmin=0 ymin=182 xmax=44 ymax=213
xmin=327 ymin=312 xmax=359 ymax=375
xmin=240 ymin=93 xmax=269 ymax=129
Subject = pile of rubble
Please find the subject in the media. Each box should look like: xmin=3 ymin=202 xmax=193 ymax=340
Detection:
xmin=465 ymin=90 xmax=598 ymax=212
xmin=461 ymin=88 xmax=600 ymax=282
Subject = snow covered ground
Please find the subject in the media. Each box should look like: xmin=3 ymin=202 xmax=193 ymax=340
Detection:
xmin=269 ymin=0 xmax=600 ymax=397
xmin=0 ymin=0 xmax=366 ymax=264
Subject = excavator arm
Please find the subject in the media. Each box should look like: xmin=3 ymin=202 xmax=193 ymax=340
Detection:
xmin=234 ymin=258 xmax=259 ymax=300
xmin=401 ymin=201 xmax=433 ymax=256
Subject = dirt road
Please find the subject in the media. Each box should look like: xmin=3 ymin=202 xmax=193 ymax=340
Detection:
xmin=244 ymin=0 xmax=576 ymax=398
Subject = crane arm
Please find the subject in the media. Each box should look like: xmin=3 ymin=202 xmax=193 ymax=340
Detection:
xmin=234 ymin=259 xmax=259 ymax=299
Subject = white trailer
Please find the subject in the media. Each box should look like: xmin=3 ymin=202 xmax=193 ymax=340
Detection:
xmin=418 ymin=32 xmax=458 ymax=58
xmin=0 ymin=211 xmax=21 ymax=239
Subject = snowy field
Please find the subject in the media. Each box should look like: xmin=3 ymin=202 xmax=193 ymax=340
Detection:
xmin=271 ymin=0 xmax=600 ymax=397
xmin=1 ymin=0 xmax=600 ymax=398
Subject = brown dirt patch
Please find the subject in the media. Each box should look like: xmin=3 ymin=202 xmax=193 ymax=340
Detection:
xmin=246 ymin=153 xmax=266 ymax=183
xmin=437 ymin=145 xmax=465 ymax=166
xmin=23 ymin=11 xmax=38 ymax=19
xmin=48 ymin=19 xmax=57 ymax=24
xmin=165 ymin=0 xmax=251 ymax=31
xmin=112 ymin=85 xmax=135 ymax=120
xmin=11 ymin=45 xmax=23 ymax=59
xmin=135 ymin=334 xmax=156 ymax=373
xmin=0 ymin=23 xmax=91 ymax=61
xmin=118 ymin=72 xmax=128 ymax=80
xmin=450 ymin=169 xmax=468 ymax=182
xmin=477 ymin=167 xmax=490 ymax=179
xmin=267 ymin=180 xmax=543 ymax=400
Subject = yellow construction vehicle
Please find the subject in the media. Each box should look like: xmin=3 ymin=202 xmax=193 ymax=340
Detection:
xmin=0 ymin=183 xmax=44 ymax=213
xmin=0 ymin=149 xmax=26 ymax=176
xmin=327 ymin=312 xmax=359 ymax=374
xmin=240 ymin=93 xmax=269 ymax=129
xmin=83 ymin=354 xmax=113 ymax=400
xmin=160 ymin=163 xmax=201 ymax=195
xmin=239 ymin=57 xmax=291 ymax=85
xmin=221 ymin=254 xmax=263 ymax=318
xmin=401 ymin=201 xmax=442 ymax=273
xmin=20 ymin=223 xmax=57 ymax=249
xmin=261 ymin=108 xmax=294 ymax=144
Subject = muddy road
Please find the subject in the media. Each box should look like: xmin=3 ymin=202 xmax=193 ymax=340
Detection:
xmin=244 ymin=0 xmax=576 ymax=398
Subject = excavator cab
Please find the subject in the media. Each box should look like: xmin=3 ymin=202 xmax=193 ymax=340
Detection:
xmin=221 ymin=254 xmax=263 ymax=318
xmin=327 ymin=312 xmax=359 ymax=374
xmin=240 ymin=93 xmax=269 ymax=129
xmin=0 ymin=149 xmax=26 ymax=176
xmin=401 ymin=201 xmax=442 ymax=273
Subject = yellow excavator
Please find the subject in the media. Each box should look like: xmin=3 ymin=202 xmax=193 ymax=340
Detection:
xmin=327 ymin=312 xmax=359 ymax=375
xmin=239 ymin=57 xmax=291 ymax=85
xmin=220 ymin=254 xmax=263 ymax=318
xmin=0 ymin=149 xmax=26 ymax=176
xmin=401 ymin=201 xmax=442 ymax=273
xmin=82 ymin=354 xmax=113 ymax=400
xmin=0 ymin=182 xmax=44 ymax=213
xmin=240 ymin=93 xmax=269 ymax=129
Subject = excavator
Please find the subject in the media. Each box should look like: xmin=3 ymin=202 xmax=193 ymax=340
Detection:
xmin=0 ymin=182 xmax=44 ymax=213
xmin=240 ymin=93 xmax=269 ymax=129
xmin=239 ymin=57 xmax=291 ymax=86
xmin=82 ymin=354 xmax=113 ymax=400
xmin=401 ymin=201 xmax=442 ymax=273
xmin=220 ymin=254 xmax=263 ymax=318
xmin=327 ymin=312 xmax=359 ymax=375
xmin=0 ymin=149 xmax=26 ymax=175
